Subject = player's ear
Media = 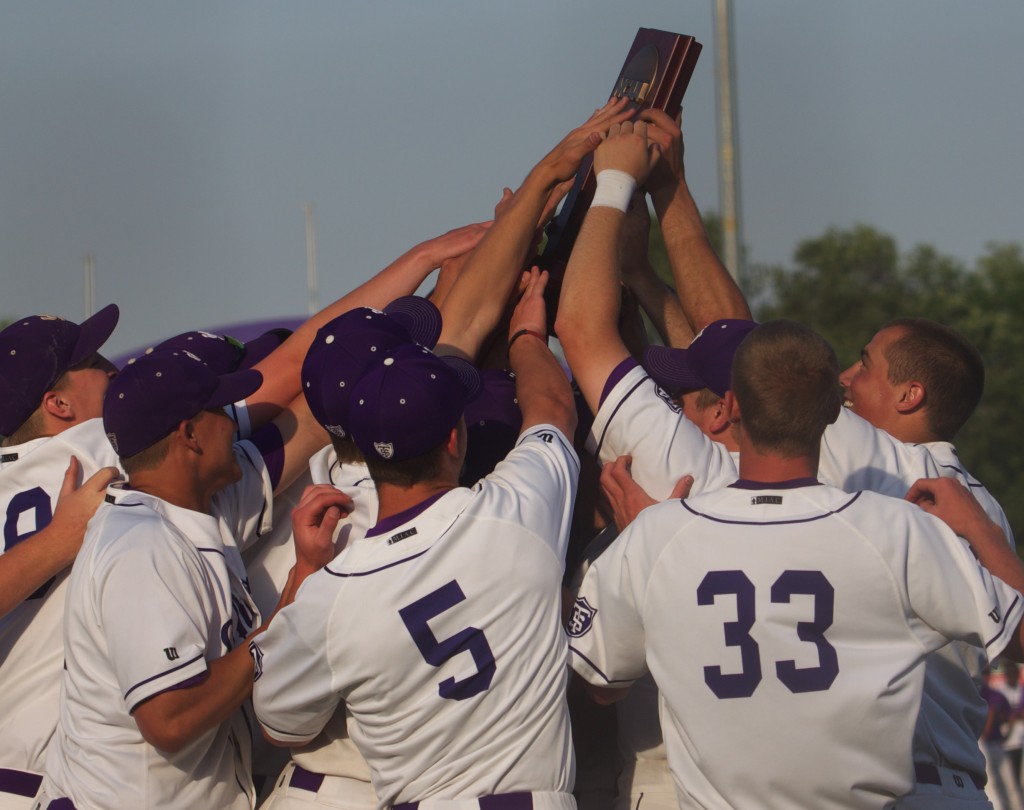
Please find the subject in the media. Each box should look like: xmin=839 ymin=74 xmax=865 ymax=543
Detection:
xmin=895 ymin=381 xmax=925 ymax=414
xmin=178 ymin=418 xmax=201 ymax=452
xmin=708 ymin=397 xmax=731 ymax=433
xmin=722 ymin=390 xmax=741 ymax=424
xmin=40 ymin=390 xmax=73 ymax=421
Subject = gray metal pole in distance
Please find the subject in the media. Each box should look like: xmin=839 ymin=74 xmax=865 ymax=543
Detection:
xmin=304 ymin=203 xmax=319 ymax=316
xmin=83 ymin=253 xmax=96 ymax=317
xmin=714 ymin=0 xmax=744 ymax=282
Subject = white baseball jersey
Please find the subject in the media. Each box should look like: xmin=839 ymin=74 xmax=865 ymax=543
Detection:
xmin=587 ymin=363 xmax=736 ymax=499
xmin=821 ymin=405 xmax=1015 ymax=782
xmin=0 ymin=419 xmax=120 ymax=788
xmin=570 ymin=481 xmax=1024 ymax=810
xmin=42 ymin=441 xmax=273 ymax=810
xmin=248 ymin=444 xmax=380 ymax=806
xmin=252 ymin=425 xmax=579 ymax=809
xmin=243 ymin=444 xmax=379 ymax=619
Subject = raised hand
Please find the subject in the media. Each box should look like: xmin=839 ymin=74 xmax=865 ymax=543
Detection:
xmin=538 ymin=97 xmax=634 ymax=183
xmin=594 ymin=120 xmax=662 ymax=185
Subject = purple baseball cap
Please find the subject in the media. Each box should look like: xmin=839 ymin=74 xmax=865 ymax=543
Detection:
xmin=103 ymin=348 xmax=263 ymax=458
xmin=301 ymin=298 xmax=442 ymax=437
xmin=151 ymin=328 xmax=292 ymax=375
xmin=461 ymin=368 xmax=523 ymax=485
xmin=0 ymin=304 xmax=120 ymax=437
xmin=346 ymin=343 xmax=481 ymax=462
xmin=642 ymin=319 xmax=758 ymax=398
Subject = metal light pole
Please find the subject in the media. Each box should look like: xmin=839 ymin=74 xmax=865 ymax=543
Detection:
xmin=304 ymin=203 xmax=319 ymax=316
xmin=83 ymin=253 xmax=96 ymax=317
xmin=714 ymin=0 xmax=744 ymax=281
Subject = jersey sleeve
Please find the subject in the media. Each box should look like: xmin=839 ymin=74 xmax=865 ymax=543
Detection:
xmin=818 ymin=408 xmax=942 ymax=497
xmin=587 ymin=364 xmax=736 ymax=500
xmin=212 ymin=440 xmax=274 ymax=552
xmin=568 ymin=513 xmax=668 ymax=689
xmin=251 ymin=570 xmax=343 ymax=744
xmin=94 ymin=529 xmax=213 ymax=713
xmin=474 ymin=424 xmax=579 ymax=559
xmin=881 ymin=503 xmax=1024 ymax=659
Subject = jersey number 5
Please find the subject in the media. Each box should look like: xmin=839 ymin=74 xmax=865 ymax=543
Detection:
xmin=399 ymin=580 xmax=496 ymax=701
xmin=698 ymin=569 xmax=839 ymax=699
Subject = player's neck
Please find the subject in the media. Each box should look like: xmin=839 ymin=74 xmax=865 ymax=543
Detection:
xmin=376 ymin=479 xmax=456 ymax=524
xmin=127 ymin=464 xmax=215 ymax=515
xmin=737 ymin=445 xmax=818 ymax=484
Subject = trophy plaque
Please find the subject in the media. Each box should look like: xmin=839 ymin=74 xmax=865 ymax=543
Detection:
xmin=539 ymin=28 xmax=702 ymax=325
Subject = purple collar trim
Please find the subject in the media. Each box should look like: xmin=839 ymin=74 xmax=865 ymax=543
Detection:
xmin=366 ymin=490 xmax=449 ymax=538
xmin=729 ymin=477 xmax=821 ymax=490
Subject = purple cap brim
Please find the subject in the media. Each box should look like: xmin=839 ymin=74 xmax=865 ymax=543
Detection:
xmin=69 ymin=303 xmax=120 ymax=366
xmin=642 ymin=345 xmax=710 ymax=394
xmin=209 ymin=369 xmax=264 ymax=409
xmin=384 ymin=296 xmax=442 ymax=349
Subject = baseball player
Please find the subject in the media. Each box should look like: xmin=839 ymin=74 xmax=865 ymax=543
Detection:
xmin=249 ymin=300 xmax=446 ymax=810
xmin=252 ymin=268 xmax=580 ymax=810
xmin=37 ymin=348 xmax=346 ymax=809
xmin=569 ymin=320 xmax=1024 ymax=810
xmin=0 ymin=306 xmax=122 ymax=810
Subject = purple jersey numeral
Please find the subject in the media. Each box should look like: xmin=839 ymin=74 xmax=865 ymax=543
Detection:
xmin=698 ymin=570 xmax=762 ymax=698
xmin=4 ymin=487 xmax=56 ymax=599
xmin=698 ymin=568 xmax=839 ymax=699
xmin=399 ymin=580 xmax=496 ymax=701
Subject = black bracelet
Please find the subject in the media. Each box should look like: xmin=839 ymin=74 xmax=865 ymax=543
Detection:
xmin=507 ymin=328 xmax=548 ymax=352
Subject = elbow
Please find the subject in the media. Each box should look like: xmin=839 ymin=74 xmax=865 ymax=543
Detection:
xmin=136 ymin=718 xmax=194 ymax=754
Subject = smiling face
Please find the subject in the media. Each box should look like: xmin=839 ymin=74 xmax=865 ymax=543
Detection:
xmin=838 ymin=327 xmax=906 ymax=434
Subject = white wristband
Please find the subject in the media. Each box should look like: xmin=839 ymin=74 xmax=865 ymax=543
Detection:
xmin=590 ymin=169 xmax=637 ymax=212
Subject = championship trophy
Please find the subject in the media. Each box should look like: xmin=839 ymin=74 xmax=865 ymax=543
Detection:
xmin=539 ymin=28 xmax=702 ymax=326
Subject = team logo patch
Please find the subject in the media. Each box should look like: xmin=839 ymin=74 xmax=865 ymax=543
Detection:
xmin=106 ymin=432 xmax=120 ymax=454
xmin=325 ymin=423 xmax=347 ymax=438
xmin=374 ymin=442 xmax=395 ymax=459
xmin=568 ymin=597 xmax=597 ymax=638
xmin=249 ymin=640 xmax=265 ymax=681
xmin=654 ymin=383 xmax=682 ymax=414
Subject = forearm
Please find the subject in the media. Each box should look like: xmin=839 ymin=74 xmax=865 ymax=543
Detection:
xmin=132 ymin=644 xmax=254 ymax=753
xmin=437 ymin=171 xmax=555 ymax=360
xmin=652 ymin=181 xmax=751 ymax=331
xmin=623 ymin=261 xmax=694 ymax=348
xmin=0 ymin=529 xmax=77 ymax=618
xmin=508 ymin=331 xmax=576 ymax=440
xmin=555 ymin=206 xmax=630 ymax=411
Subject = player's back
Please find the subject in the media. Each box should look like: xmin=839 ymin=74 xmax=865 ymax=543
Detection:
xmin=327 ymin=483 xmax=574 ymax=806
xmin=579 ymin=482 xmax=1020 ymax=810
xmin=0 ymin=419 xmax=119 ymax=775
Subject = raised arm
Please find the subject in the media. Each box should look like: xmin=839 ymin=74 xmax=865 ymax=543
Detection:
xmin=507 ymin=268 xmax=576 ymax=439
xmin=639 ymin=108 xmax=751 ymax=331
xmin=436 ymin=98 xmax=633 ymax=362
xmin=246 ymin=221 xmax=491 ymax=429
xmin=555 ymin=119 xmax=661 ymax=413
xmin=619 ymin=191 xmax=694 ymax=349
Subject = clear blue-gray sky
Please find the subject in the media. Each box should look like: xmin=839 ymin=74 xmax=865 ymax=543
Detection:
xmin=3 ymin=1 xmax=1022 ymax=357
